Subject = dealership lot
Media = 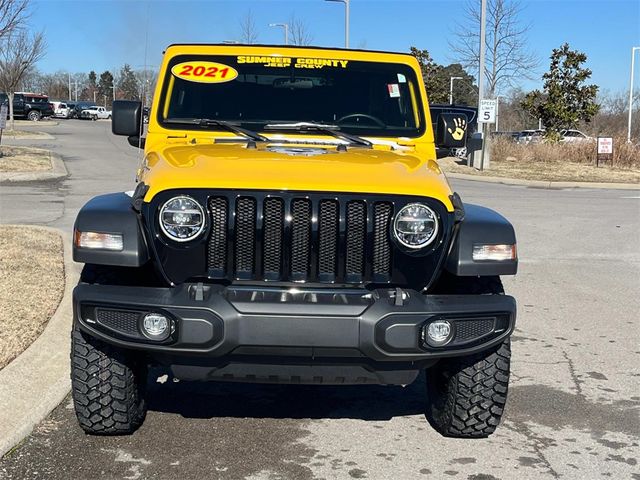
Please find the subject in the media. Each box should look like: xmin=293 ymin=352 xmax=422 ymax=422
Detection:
xmin=0 ymin=121 xmax=638 ymax=479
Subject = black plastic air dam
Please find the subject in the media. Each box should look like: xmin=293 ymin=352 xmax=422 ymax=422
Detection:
xmin=74 ymin=284 xmax=516 ymax=364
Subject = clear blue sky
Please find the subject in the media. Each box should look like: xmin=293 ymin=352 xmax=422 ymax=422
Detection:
xmin=30 ymin=0 xmax=640 ymax=95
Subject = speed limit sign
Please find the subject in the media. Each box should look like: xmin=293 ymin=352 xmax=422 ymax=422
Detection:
xmin=478 ymin=99 xmax=497 ymax=124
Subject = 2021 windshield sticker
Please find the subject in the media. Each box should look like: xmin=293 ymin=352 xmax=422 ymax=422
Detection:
xmin=237 ymin=56 xmax=349 ymax=69
xmin=171 ymin=61 xmax=239 ymax=83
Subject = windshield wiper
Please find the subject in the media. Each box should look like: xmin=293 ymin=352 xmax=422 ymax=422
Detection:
xmin=164 ymin=118 xmax=269 ymax=143
xmin=264 ymin=122 xmax=372 ymax=148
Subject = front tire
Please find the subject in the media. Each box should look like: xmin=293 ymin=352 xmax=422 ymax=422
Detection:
xmin=71 ymin=325 xmax=147 ymax=435
xmin=426 ymin=339 xmax=511 ymax=438
xmin=426 ymin=275 xmax=511 ymax=438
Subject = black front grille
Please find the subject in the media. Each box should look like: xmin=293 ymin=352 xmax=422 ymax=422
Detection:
xmin=262 ymin=198 xmax=284 ymax=280
xmin=207 ymin=197 xmax=228 ymax=275
xmin=235 ymin=197 xmax=256 ymax=278
xmin=373 ymin=203 xmax=393 ymax=281
xmin=318 ymin=200 xmax=339 ymax=282
xmin=290 ymin=199 xmax=312 ymax=280
xmin=206 ymin=194 xmax=395 ymax=284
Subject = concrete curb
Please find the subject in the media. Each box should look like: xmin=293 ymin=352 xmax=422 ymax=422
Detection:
xmin=0 ymin=228 xmax=79 ymax=458
xmin=445 ymin=172 xmax=640 ymax=190
xmin=0 ymin=149 xmax=68 ymax=184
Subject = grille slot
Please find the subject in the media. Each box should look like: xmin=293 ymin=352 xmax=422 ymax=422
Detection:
xmin=205 ymin=194 xmax=398 ymax=284
xmin=207 ymin=197 xmax=228 ymax=276
xmin=345 ymin=201 xmax=366 ymax=282
xmin=263 ymin=198 xmax=284 ymax=280
xmin=373 ymin=202 xmax=393 ymax=280
xmin=318 ymin=200 xmax=339 ymax=281
xmin=235 ymin=197 xmax=257 ymax=278
xmin=290 ymin=199 xmax=312 ymax=280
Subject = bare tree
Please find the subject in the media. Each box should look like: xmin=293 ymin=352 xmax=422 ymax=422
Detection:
xmin=239 ymin=10 xmax=258 ymax=44
xmin=288 ymin=14 xmax=313 ymax=46
xmin=0 ymin=31 xmax=45 ymax=129
xmin=0 ymin=0 xmax=28 ymax=40
xmin=449 ymin=0 xmax=539 ymax=96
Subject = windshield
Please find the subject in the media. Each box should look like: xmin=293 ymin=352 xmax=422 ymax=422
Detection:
xmin=158 ymin=54 xmax=425 ymax=138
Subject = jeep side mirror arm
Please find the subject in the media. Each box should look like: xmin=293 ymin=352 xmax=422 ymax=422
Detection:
xmin=127 ymin=136 xmax=146 ymax=149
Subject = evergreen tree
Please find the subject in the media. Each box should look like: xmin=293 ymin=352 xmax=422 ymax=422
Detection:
xmin=81 ymin=70 xmax=98 ymax=103
xmin=88 ymin=70 xmax=97 ymax=88
xmin=117 ymin=64 xmax=139 ymax=100
xmin=410 ymin=47 xmax=477 ymax=105
xmin=97 ymin=70 xmax=114 ymax=105
xmin=521 ymin=43 xmax=599 ymax=140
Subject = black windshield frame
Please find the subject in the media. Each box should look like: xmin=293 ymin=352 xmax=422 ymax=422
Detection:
xmin=157 ymin=54 xmax=427 ymax=139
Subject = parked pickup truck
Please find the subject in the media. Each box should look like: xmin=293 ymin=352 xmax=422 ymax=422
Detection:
xmin=72 ymin=44 xmax=517 ymax=439
xmin=80 ymin=105 xmax=112 ymax=120
xmin=0 ymin=92 xmax=54 ymax=121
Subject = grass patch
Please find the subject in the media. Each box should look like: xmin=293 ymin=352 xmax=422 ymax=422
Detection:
xmin=0 ymin=227 xmax=64 ymax=370
xmin=10 ymin=119 xmax=59 ymax=127
xmin=440 ymin=136 xmax=640 ymax=184
xmin=0 ymin=146 xmax=52 ymax=172
xmin=1 ymin=130 xmax=52 ymax=139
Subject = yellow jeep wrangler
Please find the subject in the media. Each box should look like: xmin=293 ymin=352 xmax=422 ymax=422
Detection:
xmin=71 ymin=45 xmax=517 ymax=438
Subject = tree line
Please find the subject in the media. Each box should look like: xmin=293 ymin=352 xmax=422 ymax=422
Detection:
xmin=22 ymin=66 xmax=158 ymax=107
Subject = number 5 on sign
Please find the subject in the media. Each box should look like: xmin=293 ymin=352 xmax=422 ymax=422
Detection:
xmin=478 ymin=99 xmax=497 ymax=124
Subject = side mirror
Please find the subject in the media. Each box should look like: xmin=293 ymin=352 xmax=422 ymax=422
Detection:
xmin=435 ymin=113 xmax=468 ymax=149
xmin=112 ymin=100 xmax=142 ymax=147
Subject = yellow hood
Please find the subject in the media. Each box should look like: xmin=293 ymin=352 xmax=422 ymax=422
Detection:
xmin=140 ymin=143 xmax=454 ymax=211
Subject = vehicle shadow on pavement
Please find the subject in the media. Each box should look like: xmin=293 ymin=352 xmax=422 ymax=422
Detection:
xmin=147 ymin=368 xmax=427 ymax=421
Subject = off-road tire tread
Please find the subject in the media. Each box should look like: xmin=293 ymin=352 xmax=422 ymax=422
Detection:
xmin=426 ymin=275 xmax=510 ymax=438
xmin=71 ymin=326 xmax=147 ymax=435
xmin=427 ymin=339 xmax=511 ymax=438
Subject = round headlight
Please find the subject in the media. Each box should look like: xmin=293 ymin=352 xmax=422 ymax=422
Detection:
xmin=393 ymin=203 xmax=439 ymax=249
xmin=159 ymin=196 xmax=206 ymax=242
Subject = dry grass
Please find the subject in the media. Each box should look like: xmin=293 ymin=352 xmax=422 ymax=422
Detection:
xmin=0 ymin=227 xmax=64 ymax=369
xmin=492 ymin=135 xmax=640 ymax=170
xmin=11 ymin=119 xmax=59 ymax=127
xmin=0 ymin=146 xmax=51 ymax=172
xmin=1 ymin=130 xmax=52 ymax=139
xmin=439 ymin=136 xmax=640 ymax=184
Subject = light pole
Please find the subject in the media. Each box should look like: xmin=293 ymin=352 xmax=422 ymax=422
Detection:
xmin=449 ymin=76 xmax=463 ymax=104
xmin=476 ymin=0 xmax=488 ymax=170
xmin=627 ymin=46 xmax=639 ymax=143
xmin=269 ymin=23 xmax=289 ymax=45
xmin=325 ymin=0 xmax=349 ymax=48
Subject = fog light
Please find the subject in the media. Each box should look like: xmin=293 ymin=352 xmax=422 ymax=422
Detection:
xmin=141 ymin=313 xmax=170 ymax=340
xmin=422 ymin=319 xmax=453 ymax=347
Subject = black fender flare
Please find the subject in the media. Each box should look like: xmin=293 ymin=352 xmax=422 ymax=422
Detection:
xmin=73 ymin=192 xmax=149 ymax=267
xmin=445 ymin=203 xmax=518 ymax=276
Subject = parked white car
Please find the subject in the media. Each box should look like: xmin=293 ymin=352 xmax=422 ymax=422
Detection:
xmin=80 ymin=106 xmax=112 ymax=120
xmin=560 ymin=129 xmax=594 ymax=143
xmin=52 ymin=101 xmax=71 ymax=118
xmin=516 ymin=129 xmax=545 ymax=144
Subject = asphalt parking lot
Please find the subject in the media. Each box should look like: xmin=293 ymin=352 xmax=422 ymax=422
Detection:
xmin=0 ymin=120 xmax=639 ymax=480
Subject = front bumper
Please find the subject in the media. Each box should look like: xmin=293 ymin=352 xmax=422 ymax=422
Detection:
xmin=75 ymin=284 xmax=515 ymax=367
